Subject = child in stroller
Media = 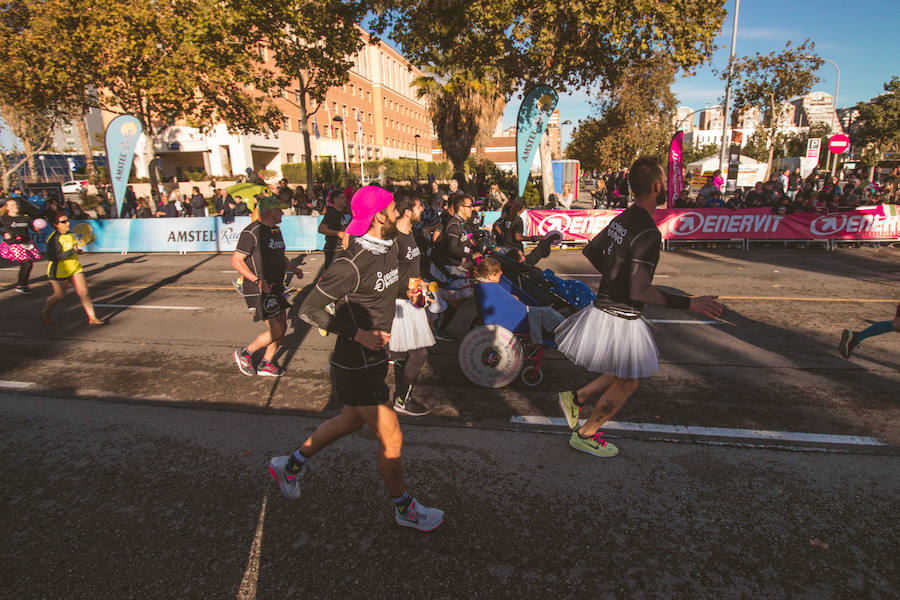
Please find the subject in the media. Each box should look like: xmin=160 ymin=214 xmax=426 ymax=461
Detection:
xmin=457 ymin=258 xmax=565 ymax=388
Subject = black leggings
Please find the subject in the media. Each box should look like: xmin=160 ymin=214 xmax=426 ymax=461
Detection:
xmin=392 ymin=347 xmax=428 ymax=391
xmin=18 ymin=261 xmax=32 ymax=287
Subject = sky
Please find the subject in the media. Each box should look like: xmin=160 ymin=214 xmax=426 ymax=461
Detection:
xmin=502 ymin=0 xmax=900 ymax=148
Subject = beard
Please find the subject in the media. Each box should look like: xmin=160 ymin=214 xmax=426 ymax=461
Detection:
xmin=656 ymin=188 xmax=668 ymax=206
xmin=381 ymin=218 xmax=399 ymax=240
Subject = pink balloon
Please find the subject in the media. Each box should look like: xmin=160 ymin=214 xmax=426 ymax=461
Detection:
xmin=32 ymin=218 xmax=48 ymax=230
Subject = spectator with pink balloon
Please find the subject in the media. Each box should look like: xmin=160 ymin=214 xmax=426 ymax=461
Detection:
xmin=1 ymin=199 xmax=45 ymax=294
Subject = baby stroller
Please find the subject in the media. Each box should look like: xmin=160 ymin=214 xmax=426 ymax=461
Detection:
xmin=458 ymin=275 xmax=558 ymax=388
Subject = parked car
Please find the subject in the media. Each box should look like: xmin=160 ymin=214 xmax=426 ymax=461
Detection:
xmin=62 ymin=180 xmax=88 ymax=194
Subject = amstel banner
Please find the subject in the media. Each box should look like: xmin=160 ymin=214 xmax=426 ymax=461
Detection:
xmin=526 ymin=208 xmax=900 ymax=242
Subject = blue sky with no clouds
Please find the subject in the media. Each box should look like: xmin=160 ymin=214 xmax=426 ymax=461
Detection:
xmin=506 ymin=0 xmax=899 ymax=147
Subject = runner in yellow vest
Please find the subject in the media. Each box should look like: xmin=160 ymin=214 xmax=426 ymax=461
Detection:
xmin=40 ymin=213 xmax=103 ymax=326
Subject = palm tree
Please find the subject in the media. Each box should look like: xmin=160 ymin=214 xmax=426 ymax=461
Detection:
xmin=413 ymin=66 xmax=507 ymax=181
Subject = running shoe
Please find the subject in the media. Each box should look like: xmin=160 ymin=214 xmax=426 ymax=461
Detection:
xmin=839 ymin=329 xmax=859 ymax=359
xmin=394 ymin=498 xmax=444 ymax=531
xmin=257 ymin=360 xmax=284 ymax=377
xmin=569 ymin=431 xmax=619 ymax=458
xmin=232 ymin=277 xmax=244 ymax=295
xmin=434 ymin=330 xmax=457 ymax=342
xmin=393 ymin=393 xmax=430 ymax=417
xmin=14 ymin=286 xmax=31 ymax=294
xmin=233 ymin=348 xmax=255 ymax=376
xmin=268 ymin=456 xmax=306 ymax=500
xmin=558 ymin=390 xmax=581 ymax=430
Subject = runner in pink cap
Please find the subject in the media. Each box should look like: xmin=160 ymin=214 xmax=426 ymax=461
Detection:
xmin=345 ymin=185 xmax=394 ymax=236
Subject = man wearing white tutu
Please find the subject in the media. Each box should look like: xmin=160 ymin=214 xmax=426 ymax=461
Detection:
xmin=389 ymin=191 xmax=433 ymax=416
xmin=556 ymin=157 xmax=724 ymax=457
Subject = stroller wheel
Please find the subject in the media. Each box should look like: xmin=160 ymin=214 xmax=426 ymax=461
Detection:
xmin=520 ymin=367 xmax=543 ymax=387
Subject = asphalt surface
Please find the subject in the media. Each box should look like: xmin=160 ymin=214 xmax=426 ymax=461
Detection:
xmin=1 ymin=246 xmax=899 ymax=598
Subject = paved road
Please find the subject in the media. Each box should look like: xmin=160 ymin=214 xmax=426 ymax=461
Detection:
xmin=1 ymin=247 xmax=897 ymax=441
xmin=2 ymin=393 xmax=898 ymax=599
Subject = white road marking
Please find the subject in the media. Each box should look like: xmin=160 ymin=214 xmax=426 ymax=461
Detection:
xmin=0 ymin=380 xmax=36 ymax=389
xmin=237 ymin=493 xmax=267 ymax=600
xmin=509 ymin=416 xmax=886 ymax=447
xmin=648 ymin=319 xmax=721 ymax=325
xmin=87 ymin=304 xmax=205 ymax=310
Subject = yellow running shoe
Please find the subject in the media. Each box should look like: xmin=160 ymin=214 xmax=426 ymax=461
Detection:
xmin=569 ymin=431 xmax=619 ymax=457
xmin=558 ymin=390 xmax=581 ymax=430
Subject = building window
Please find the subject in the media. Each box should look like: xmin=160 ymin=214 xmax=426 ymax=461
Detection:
xmin=257 ymin=43 xmax=266 ymax=61
xmin=342 ymin=105 xmax=347 ymax=118
xmin=350 ymin=85 xmax=355 ymax=96
xmin=286 ymin=153 xmax=295 ymax=163
xmin=295 ymin=90 xmax=302 ymax=103
xmin=282 ymin=116 xmax=290 ymax=131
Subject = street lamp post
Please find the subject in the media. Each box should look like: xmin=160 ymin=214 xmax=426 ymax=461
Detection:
xmin=718 ymin=0 xmax=740 ymax=181
xmin=414 ymin=134 xmax=421 ymax=182
xmin=822 ymin=58 xmax=841 ymax=177
xmin=332 ymin=115 xmax=350 ymax=175
xmin=38 ymin=155 xmax=47 ymax=182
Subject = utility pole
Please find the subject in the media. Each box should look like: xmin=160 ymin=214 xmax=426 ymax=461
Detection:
xmin=718 ymin=0 xmax=740 ymax=188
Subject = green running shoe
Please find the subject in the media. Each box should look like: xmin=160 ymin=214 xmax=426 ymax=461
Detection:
xmin=569 ymin=431 xmax=619 ymax=458
xmin=558 ymin=390 xmax=581 ymax=430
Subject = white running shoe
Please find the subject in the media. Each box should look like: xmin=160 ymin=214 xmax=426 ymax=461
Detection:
xmin=395 ymin=498 xmax=444 ymax=531
xmin=268 ymin=456 xmax=306 ymax=500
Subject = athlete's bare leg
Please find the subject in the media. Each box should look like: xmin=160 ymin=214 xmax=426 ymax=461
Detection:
xmin=355 ymin=403 xmax=406 ymax=497
xmin=41 ymin=279 xmax=69 ymax=322
xmin=248 ymin=313 xmax=286 ymax=357
xmin=299 ymin=406 xmax=367 ymax=457
xmin=576 ymin=374 xmax=617 ymax=405
xmin=577 ymin=378 xmax=638 ymax=438
xmin=70 ymin=272 xmax=100 ymax=322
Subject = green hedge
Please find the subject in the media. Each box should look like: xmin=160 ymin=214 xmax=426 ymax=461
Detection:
xmin=282 ymin=158 xmax=453 ymax=185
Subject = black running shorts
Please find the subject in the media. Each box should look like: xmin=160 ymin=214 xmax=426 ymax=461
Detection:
xmin=331 ymin=363 xmax=390 ymax=406
xmin=244 ymin=287 xmax=290 ymax=322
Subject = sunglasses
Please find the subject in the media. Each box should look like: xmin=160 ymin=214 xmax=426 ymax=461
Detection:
xmin=58 ymin=219 xmax=70 ymax=223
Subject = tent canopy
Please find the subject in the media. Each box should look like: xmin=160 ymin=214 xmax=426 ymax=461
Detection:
xmin=686 ymin=154 xmax=761 ymax=171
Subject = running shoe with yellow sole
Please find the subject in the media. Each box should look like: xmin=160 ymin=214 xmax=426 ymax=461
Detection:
xmin=569 ymin=431 xmax=619 ymax=458
xmin=558 ymin=390 xmax=581 ymax=430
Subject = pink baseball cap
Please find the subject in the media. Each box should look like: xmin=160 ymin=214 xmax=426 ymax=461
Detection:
xmin=345 ymin=186 xmax=394 ymax=236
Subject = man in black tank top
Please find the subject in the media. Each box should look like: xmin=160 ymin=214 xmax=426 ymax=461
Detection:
xmin=267 ymin=186 xmax=444 ymax=531
xmin=555 ymin=157 xmax=725 ymax=458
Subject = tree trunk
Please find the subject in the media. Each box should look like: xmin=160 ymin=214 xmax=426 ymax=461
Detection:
xmin=76 ymin=113 xmax=97 ymax=183
xmin=539 ymin=132 xmax=553 ymax=203
xmin=23 ymin=137 xmax=38 ymax=183
xmin=296 ymin=75 xmax=315 ymax=200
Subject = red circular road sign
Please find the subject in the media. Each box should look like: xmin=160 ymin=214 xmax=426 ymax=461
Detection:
xmin=828 ymin=134 xmax=850 ymax=154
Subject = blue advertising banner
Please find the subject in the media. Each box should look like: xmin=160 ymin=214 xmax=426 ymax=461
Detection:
xmin=516 ymin=86 xmax=559 ymax=197
xmin=105 ymin=115 xmax=143 ymax=217
xmin=33 ymin=216 xmax=327 ymax=253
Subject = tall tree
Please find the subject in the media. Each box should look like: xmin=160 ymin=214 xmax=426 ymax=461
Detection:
xmin=375 ymin=0 xmax=725 ymax=197
xmin=413 ymin=67 xmax=506 ymax=179
xmin=722 ymin=39 xmax=823 ymax=179
xmin=249 ymin=0 xmax=369 ymax=199
xmin=31 ymin=0 xmax=283 ymax=203
xmin=565 ymin=58 xmax=677 ymax=171
xmin=0 ymin=0 xmax=69 ymax=187
xmin=852 ymin=76 xmax=900 ymax=176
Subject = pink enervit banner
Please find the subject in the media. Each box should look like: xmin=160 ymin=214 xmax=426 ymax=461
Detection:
xmin=526 ymin=208 xmax=900 ymax=241
xmin=667 ymin=131 xmax=684 ymax=209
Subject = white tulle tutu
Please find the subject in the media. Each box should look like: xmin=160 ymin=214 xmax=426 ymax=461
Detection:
xmin=554 ymin=306 xmax=659 ymax=379
xmin=389 ymin=299 xmax=436 ymax=352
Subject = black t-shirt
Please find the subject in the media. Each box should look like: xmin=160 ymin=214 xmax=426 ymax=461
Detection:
xmin=322 ymin=206 xmax=348 ymax=252
xmin=584 ymin=205 xmax=661 ymax=317
xmin=235 ymin=221 xmax=286 ymax=296
xmin=301 ymin=235 xmax=401 ymax=369
xmin=395 ymin=230 xmax=421 ymax=298
xmin=1 ymin=214 xmax=32 ymax=243
xmin=498 ymin=215 xmax=524 ymax=250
